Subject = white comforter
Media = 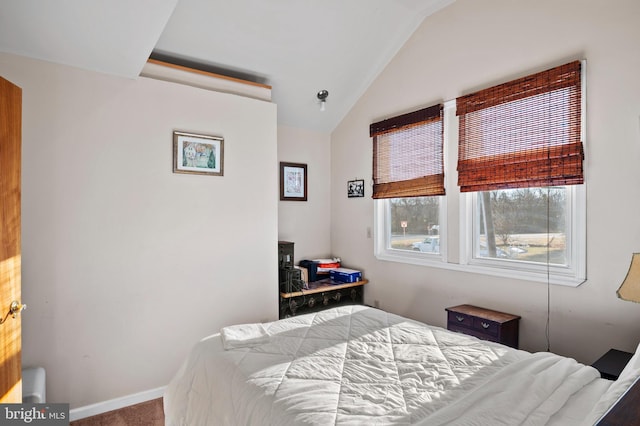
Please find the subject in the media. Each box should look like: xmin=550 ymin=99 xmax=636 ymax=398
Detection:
xmin=164 ymin=306 xmax=611 ymax=425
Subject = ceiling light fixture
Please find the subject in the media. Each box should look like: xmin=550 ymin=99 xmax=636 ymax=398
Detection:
xmin=317 ymin=90 xmax=329 ymax=112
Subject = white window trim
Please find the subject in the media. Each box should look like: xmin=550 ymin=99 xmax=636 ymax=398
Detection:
xmin=458 ymin=185 xmax=586 ymax=286
xmin=373 ymin=61 xmax=587 ymax=287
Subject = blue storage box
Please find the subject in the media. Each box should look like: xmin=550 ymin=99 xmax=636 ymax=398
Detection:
xmin=330 ymin=268 xmax=362 ymax=283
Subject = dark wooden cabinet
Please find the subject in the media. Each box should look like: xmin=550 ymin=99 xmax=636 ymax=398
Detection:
xmin=596 ymin=377 xmax=640 ymax=425
xmin=446 ymin=304 xmax=520 ymax=348
xmin=280 ymin=279 xmax=367 ymax=319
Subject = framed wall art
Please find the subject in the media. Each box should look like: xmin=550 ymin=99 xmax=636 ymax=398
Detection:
xmin=280 ymin=162 xmax=307 ymax=201
xmin=347 ymin=179 xmax=365 ymax=198
xmin=173 ymin=131 xmax=224 ymax=176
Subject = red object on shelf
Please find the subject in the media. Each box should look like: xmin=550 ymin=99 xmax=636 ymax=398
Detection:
xmin=317 ymin=262 xmax=340 ymax=269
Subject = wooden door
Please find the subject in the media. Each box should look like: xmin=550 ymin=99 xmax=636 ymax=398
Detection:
xmin=0 ymin=76 xmax=23 ymax=403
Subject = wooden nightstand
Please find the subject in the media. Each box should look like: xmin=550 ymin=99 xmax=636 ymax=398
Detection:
xmin=591 ymin=349 xmax=634 ymax=380
xmin=446 ymin=304 xmax=521 ymax=348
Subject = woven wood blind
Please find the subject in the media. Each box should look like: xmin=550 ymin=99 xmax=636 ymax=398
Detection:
xmin=370 ymin=104 xmax=444 ymax=199
xmin=456 ymin=61 xmax=583 ymax=193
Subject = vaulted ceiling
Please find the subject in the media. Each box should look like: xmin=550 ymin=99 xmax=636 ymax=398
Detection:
xmin=0 ymin=0 xmax=454 ymax=132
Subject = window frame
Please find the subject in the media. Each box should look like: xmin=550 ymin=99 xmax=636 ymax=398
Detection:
xmin=374 ymin=195 xmax=447 ymax=267
xmin=458 ymin=184 xmax=586 ymax=286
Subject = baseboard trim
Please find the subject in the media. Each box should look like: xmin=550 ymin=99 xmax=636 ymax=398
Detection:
xmin=69 ymin=386 xmax=165 ymax=421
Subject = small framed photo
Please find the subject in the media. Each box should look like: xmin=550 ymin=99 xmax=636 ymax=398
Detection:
xmin=173 ymin=131 xmax=224 ymax=176
xmin=348 ymin=179 xmax=365 ymax=198
xmin=280 ymin=162 xmax=307 ymax=201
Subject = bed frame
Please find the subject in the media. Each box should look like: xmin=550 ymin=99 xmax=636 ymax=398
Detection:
xmin=597 ymin=377 xmax=640 ymax=425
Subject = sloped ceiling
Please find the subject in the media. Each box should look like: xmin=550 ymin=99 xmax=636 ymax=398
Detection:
xmin=0 ymin=0 xmax=179 ymax=78
xmin=0 ymin=0 xmax=454 ymax=132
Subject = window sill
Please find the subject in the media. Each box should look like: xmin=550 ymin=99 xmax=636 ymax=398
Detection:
xmin=375 ymin=250 xmax=586 ymax=287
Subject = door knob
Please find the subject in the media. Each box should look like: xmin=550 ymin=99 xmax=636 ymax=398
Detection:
xmin=0 ymin=300 xmax=26 ymax=324
xmin=10 ymin=300 xmax=26 ymax=317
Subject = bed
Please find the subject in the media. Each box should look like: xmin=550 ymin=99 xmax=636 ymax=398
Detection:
xmin=164 ymin=305 xmax=640 ymax=425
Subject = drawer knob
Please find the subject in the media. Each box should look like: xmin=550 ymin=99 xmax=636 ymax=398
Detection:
xmin=481 ymin=322 xmax=490 ymax=329
xmin=456 ymin=315 xmax=465 ymax=322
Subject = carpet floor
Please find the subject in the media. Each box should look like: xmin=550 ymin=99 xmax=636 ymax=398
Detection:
xmin=70 ymin=398 xmax=164 ymax=426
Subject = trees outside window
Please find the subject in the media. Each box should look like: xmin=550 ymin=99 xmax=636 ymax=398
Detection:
xmin=476 ymin=187 xmax=568 ymax=265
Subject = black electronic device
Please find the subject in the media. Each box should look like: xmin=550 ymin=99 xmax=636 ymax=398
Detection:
xmin=278 ymin=241 xmax=294 ymax=269
xmin=280 ymin=267 xmax=303 ymax=293
xmin=278 ymin=241 xmax=295 ymax=292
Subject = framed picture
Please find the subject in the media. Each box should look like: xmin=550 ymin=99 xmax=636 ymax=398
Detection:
xmin=173 ymin=131 xmax=224 ymax=176
xmin=280 ymin=162 xmax=307 ymax=201
xmin=348 ymin=179 xmax=365 ymax=198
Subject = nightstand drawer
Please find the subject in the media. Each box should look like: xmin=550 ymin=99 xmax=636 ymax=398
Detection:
xmin=447 ymin=311 xmax=473 ymax=329
xmin=473 ymin=317 xmax=499 ymax=337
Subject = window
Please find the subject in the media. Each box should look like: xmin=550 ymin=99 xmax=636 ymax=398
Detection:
xmin=373 ymin=61 xmax=586 ymax=285
xmin=459 ymin=183 xmax=585 ymax=285
xmin=371 ymin=104 xmax=446 ymax=264
xmin=374 ymin=195 xmax=446 ymax=265
xmin=458 ymin=61 xmax=585 ymax=284
xmin=473 ymin=188 xmax=569 ymax=265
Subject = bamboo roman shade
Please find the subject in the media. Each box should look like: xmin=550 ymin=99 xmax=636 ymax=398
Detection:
xmin=370 ymin=104 xmax=444 ymax=199
xmin=456 ymin=61 xmax=583 ymax=193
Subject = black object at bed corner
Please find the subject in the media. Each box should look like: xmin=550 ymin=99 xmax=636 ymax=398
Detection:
xmin=596 ymin=377 xmax=640 ymax=425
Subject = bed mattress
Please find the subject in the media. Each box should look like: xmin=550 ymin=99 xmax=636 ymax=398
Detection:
xmin=164 ymin=305 xmax=613 ymax=425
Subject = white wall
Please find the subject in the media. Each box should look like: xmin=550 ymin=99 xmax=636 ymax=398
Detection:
xmin=278 ymin=125 xmax=331 ymax=261
xmin=331 ymin=0 xmax=640 ymax=364
xmin=0 ymin=53 xmax=279 ymax=408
